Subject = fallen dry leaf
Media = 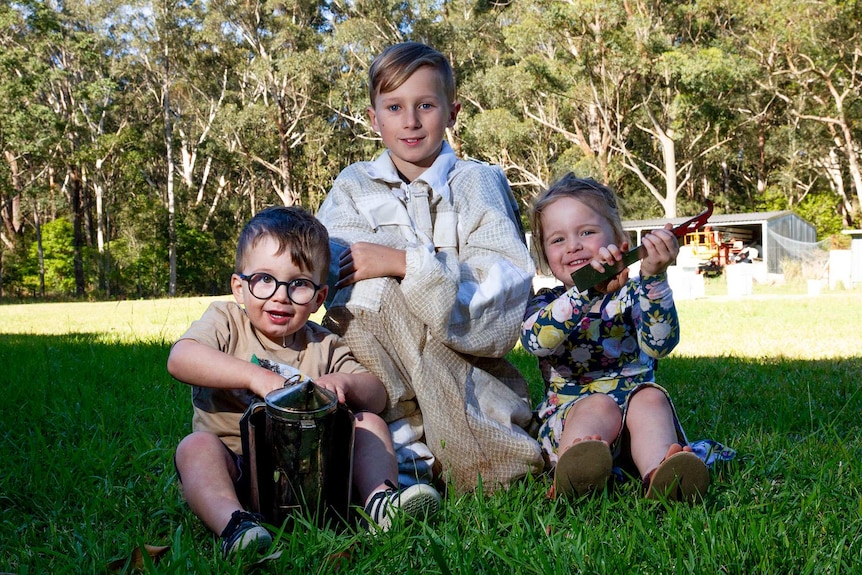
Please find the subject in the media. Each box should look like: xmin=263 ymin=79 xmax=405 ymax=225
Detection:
xmin=107 ymin=544 xmax=170 ymax=572
xmin=319 ymin=539 xmax=362 ymax=572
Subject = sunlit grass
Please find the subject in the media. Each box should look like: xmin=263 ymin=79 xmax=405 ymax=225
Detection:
xmin=674 ymin=291 xmax=862 ymax=358
xmin=0 ymin=296 xmax=232 ymax=342
xmin=3 ymin=290 xmax=860 ymax=358
xmin=1 ymin=289 xmax=860 ymax=573
xmin=0 ymin=295 xmax=327 ymax=343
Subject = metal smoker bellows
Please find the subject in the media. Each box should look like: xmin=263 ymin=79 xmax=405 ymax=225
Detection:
xmin=240 ymin=378 xmax=355 ymax=526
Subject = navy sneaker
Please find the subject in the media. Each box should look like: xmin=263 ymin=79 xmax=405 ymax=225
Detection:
xmin=219 ymin=510 xmax=272 ymax=558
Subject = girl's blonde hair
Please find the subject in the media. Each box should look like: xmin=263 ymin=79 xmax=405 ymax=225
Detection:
xmin=530 ymin=173 xmax=628 ymax=269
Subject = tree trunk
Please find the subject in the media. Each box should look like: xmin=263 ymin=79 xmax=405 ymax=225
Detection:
xmin=276 ymin=103 xmax=299 ymax=207
xmin=70 ymin=167 xmax=85 ymax=296
xmin=757 ymin=119 xmax=767 ymax=194
xmin=2 ymin=150 xmax=23 ymax=239
xmin=163 ymin=50 xmax=177 ymax=297
xmin=34 ymin=204 xmax=45 ymax=297
xmin=659 ymin=129 xmax=678 ymax=218
xmin=838 ymin=121 xmax=862 ymax=211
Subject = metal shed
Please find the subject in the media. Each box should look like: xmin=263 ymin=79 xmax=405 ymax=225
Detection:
xmin=623 ymin=209 xmax=817 ymax=275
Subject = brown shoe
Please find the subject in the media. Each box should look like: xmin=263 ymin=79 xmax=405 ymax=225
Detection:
xmin=553 ymin=440 xmax=612 ymax=498
xmin=644 ymin=451 xmax=710 ymax=503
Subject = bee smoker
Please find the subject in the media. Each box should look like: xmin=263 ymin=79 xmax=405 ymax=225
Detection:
xmin=240 ymin=378 xmax=354 ymax=526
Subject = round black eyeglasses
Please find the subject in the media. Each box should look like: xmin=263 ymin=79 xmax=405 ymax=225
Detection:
xmin=239 ymin=273 xmax=322 ymax=305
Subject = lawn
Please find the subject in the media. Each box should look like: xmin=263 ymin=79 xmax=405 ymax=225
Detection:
xmin=1 ymin=288 xmax=860 ymax=574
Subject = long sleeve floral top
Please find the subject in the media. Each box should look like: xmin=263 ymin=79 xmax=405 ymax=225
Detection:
xmin=520 ymin=273 xmax=680 ymax=420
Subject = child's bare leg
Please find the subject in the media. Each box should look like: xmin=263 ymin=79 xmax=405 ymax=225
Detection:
xmin=352 ymin=412 xmax=398 ymax=505
xmin=624 ymin=387 xmax=682 ymax=479
xmin=353 ymin=412 xmax=441 ymax=531
xmin=553 ymin=394 xmax=620 ymax=498
xmin=558 ymin=394 xmax=621 ymax=453
xmin=175 ymin=431 xmax=244 ymax=535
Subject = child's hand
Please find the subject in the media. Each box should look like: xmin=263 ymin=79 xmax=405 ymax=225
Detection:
xmin=336 ymin=242 xmax=407 ymax=288
xmin=252 ymin=370 xmax=296 ymax=399
xmin=596 ymin=268 xmax=630 ymax=294
xmin=314 ymin=372 xmax=354 ymax=405
xmin=639 ymin=223 xmax=679 ymax=277
xmin=590 ymin=241 xmax=629 ymax=294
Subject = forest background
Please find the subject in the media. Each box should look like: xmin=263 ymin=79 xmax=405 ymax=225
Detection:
xmin=2 ymin=0 xmax=861 ymax=300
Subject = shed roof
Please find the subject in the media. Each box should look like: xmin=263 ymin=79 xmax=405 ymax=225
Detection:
xmin=623 ymin=210 xmax=793 ymax=230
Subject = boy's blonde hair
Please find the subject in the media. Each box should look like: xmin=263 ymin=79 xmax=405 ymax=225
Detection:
xmin=530 ymin=173 xmax=628 ymax=269
xmin=235 ymin=206 xmax=330 ymax=278
xmin=368 ymin=42 xmax=456 ymax=107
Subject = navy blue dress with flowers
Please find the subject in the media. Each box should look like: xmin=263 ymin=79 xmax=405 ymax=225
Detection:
xmin=520 ymin=273 xmax=681 ymax=461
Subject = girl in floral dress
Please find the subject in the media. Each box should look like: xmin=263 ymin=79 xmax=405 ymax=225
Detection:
xmin=521 ymin=173 xmax=709 ymax=502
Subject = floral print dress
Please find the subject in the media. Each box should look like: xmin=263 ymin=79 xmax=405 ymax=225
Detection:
xmin=520 ymin=273 xmax=682 ymax=463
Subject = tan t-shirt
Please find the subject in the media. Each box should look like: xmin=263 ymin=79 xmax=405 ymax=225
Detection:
xmin=177 ymin=300 xmax=368 ymax=454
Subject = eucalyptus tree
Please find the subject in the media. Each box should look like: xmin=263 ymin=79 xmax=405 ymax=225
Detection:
xmin=0 ymin=1 xmax=59 ymax=296
xmin=326 ymin=0 xmax=558 ymax=207
xmin=111 ymin=0 xmax=241 ymax=296
xmin=608 ymin=1 xmax=753 ymax=217
xmin=36 ymin=2 xmax=112 ymax=296
xmin=438 ymin=0 xmax=561 ymax=195
xmin=718 ymin=0 xmax=794 ymax=203
xmin=487 ymin=0 xmax=754 ymax=218
xmin=486 ymin=0 xmax=627 ymax=193
xmin=50 ymin=0 xmax=134 ymax=297
xmin=0 ymin=0 xmax=123 ymax=296
xmin=103 ymin=0 xmax=174 ymax=295
xmin=0 ymin=0 xmax=57 ymax=257
xmin=719 ymin=0 xmax=835 ymax=216
xmin=204 ymin=0 xmax=335 ymax=210
xmin=770 ymin=0 xmax=862 ymax=227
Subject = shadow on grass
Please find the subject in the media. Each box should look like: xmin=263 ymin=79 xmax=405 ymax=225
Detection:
xmin=507 ymin=347 xmax=862 ymax=439
xmin=2 ymin=334 xmax=860 ymax=574
xmin=0 ymin=333 xmax=194 ymax=574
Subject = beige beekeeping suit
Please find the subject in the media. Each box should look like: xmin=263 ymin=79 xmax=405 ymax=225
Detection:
xmin=318 ymin=144 xmax=544 ymax=492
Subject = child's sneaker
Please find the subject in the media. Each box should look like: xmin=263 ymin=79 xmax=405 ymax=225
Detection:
xmin=219 ymin=510 xmax=272 ymax=558
xmin=362 ymin=480 xmax=442 ymax=532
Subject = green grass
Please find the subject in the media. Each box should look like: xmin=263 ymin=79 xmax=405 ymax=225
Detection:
xmin=1 ymin=291 xmax=861 ymax=573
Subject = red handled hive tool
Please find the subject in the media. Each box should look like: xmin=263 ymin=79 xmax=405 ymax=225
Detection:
xmin=570 ymin=199 xmax=714 ymax=292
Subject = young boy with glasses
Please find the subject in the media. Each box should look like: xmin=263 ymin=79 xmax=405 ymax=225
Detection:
xmin=168 ymin=206 xmax=440 ymax=560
